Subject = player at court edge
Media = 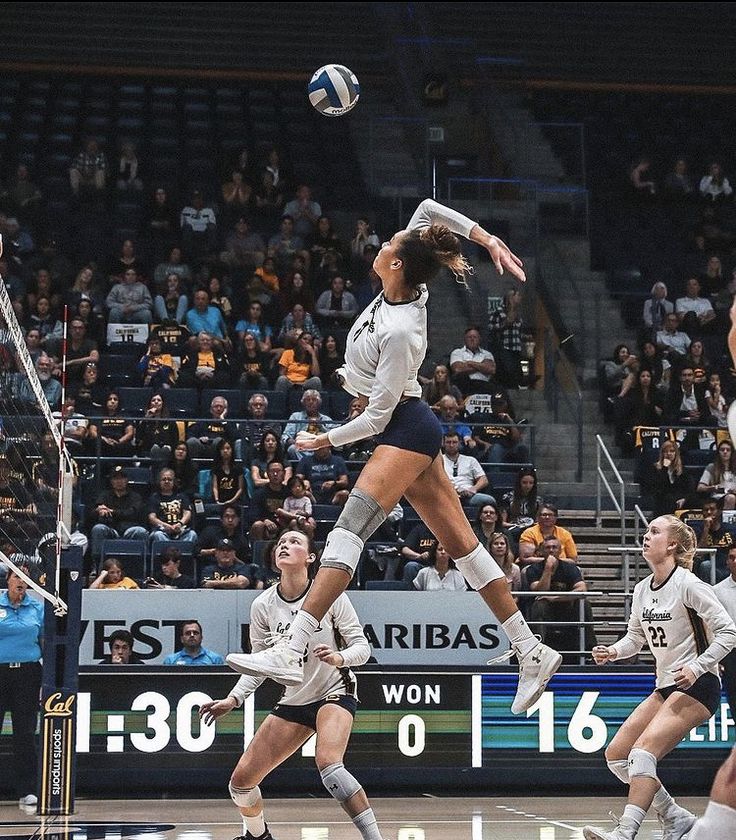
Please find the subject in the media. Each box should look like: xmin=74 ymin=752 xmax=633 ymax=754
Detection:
xmin=227 ymin=198 xmax=562 ymax=715
xmin=582 ymin=515 xmax=736 ymax=840
xmin=200 ymin=530 xmax=386 ymax=840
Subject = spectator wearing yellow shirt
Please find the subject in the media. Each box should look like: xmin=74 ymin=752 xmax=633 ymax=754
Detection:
xmin=518 ymin=503 xmax=578 ymax=560
xmin=89 ymin=557 xmax=140 ymax=589
xmin=275 ymin=332 xmax=322 ymax=394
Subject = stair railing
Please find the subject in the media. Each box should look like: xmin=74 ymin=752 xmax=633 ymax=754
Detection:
xmin=596 ymin=434 xmax=626 ymax=541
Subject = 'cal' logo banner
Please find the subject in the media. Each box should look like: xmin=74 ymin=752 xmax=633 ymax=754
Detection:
xmin=39 ymin=688 xmax=76 ymax=815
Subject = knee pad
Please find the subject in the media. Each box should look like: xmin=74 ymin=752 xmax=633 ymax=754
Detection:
xmin=454 ymin=543 xmax=505 ymax=591
xmin=607 ymin=759 xmax=630 ymax=785
xmin=335 ymin=488 xmax=386 ymax=542
xmin=229 ymin=781 xmax=261 ymax=808
xmin=319 ymin=527 xmax=365 ymax=576
xmin=628 ymin=748 xmax=658 ymax=780
xmin=320 ymin=762 xmax=362 ymax=803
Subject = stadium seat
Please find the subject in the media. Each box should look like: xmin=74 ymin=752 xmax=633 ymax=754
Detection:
xmin=167 ymin=389 xmax=200 ymax=417
xmin=118 ymin=387 xmax=153 ymax=416
xmin=365 ymin=580 xmax=410 ymax=591
xmin=101 ymin=539 xmax=147 ymax=581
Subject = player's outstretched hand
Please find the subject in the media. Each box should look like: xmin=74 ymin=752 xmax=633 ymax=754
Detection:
xmin=199 ymin=696 xmax=238 ymax=725
xmin=313 ymin=643 xmax=344 ymax=667
xmin=592 ymin=645 xmax=616 ymax=665
xmin=486 ymin=235 xmax=526 ymax=284
xmin=296 ymin=431 xmax=328 ymax=451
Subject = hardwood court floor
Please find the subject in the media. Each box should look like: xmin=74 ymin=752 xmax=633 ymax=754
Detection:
xmin=0 ymin=796 xmax=709 ymax=840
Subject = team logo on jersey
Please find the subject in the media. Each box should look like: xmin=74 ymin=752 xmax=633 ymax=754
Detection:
xmin=642 ymin=607 xmax=673 ymax=623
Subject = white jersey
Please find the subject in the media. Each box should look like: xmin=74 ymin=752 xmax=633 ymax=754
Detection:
xmin=328 ymin=199 xmax=476 ymax=449
xmin=228 ymin=582 xmax=370 ymax=707
xmin=612 ymin=565 xmax=736 ymax=688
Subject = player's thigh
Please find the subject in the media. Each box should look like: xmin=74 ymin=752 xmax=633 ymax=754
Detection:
xmin=635 ymin=691 xmax=711 ymax=758
xmin=232 ymin=714 xmax=313 ymax=783
xmin=404 ymin=454 xmax=478 ymax=557
xmin=314 ymin=702 xmax=355 ymax=768
xmin=353 ymin=445 xmax=432 ymax=512
xmin=606 ymin=691 xmax=665 ymax=759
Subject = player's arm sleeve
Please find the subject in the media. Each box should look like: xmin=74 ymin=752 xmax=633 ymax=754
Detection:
xmin=332 ymin=594 xmax=371 ymax=668
xmin=327 ymin=328 xmax=414 ymax=447
xmin=683 ymin=578 xmax=736 ymax=680
xmin=406 ymin=198 xmax=477 ymax=239
xmin=610 ymin=586 xmax=647 ymax=660
xmin=227 ymin=602 xmax=268 ymax=706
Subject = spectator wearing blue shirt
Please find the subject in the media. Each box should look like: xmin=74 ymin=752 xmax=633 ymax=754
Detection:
xmin=163 ymin=620 xmax=225 ymax=666
xmin=297 ymin=444 xmax=349 ymax=506
xmin=0 ymin=565 xmax=44 ymax=806
xmin=185 ymin=289 xmax=229 ymax=347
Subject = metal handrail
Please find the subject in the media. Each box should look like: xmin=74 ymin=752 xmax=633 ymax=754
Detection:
xmin=596 ymin=434 xmax=626 ymax=540
xmin=544 ymin=328 xmax=584 ymax=482
xmin=633 ymin=504 xmax=649 ymax=546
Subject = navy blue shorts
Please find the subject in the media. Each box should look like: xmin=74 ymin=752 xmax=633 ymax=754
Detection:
xmin=656 ymin=671 xmax=721 ymax=717
xmin=375 ymin=397 xmax=443 ymax=458
xmin=269 ymin=694 xmax=357 ymax=730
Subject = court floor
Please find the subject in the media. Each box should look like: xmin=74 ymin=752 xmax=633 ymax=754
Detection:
xmin=0 ymin=796 xmax=709 ymax=840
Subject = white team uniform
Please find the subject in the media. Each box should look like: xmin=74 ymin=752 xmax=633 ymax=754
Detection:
xmin=228 ymin=583 xmax=370 ymax=708
xmin=612 ymin=565 xmax=736 ymax=688
xmin=328 ymin=199 xmax=476 ymax=450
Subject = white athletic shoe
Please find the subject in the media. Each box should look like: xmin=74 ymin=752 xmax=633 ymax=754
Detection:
xmin=582 ymin=819 xmax=636 ymax=840
xmin=510 ymin=641 xmax=562 ymax=714
xmin=19 ymin=794 xmax=37 ymax=807
xmin=226 ymin=638 xmax=304 ymax=686
xmin=659 ymin=806 xmax=697 ymax=840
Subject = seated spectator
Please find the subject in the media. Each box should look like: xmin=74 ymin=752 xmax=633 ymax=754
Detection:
xmin=350 ymin=217 xmax=380 ymax=260
xmin=23 ymin=327 xmax=42 ymax=364
xmin=315 ymin=275 xmax=357 ymax=328
xmin=72 ymin=360 xmax=105 ymax=414
xmin=435 ymin=395 xmax=475 ymax=449
xmin=297 ymin=443 xmax=350 ymax=506
xmin=235 ymin=300 xmax=273 ymax=353
xmin=89 ymin=557 xmax=140 ymax=590
xmin=275 ymin=475 xmax=316 ymax=537
xmin=268 ymin=215 xmax=306 ymax=276
xmin=277 ymin=270 xmax=314 ymax=319
xmin=163 ymin=621 xmax=225 ymax=665
xmin=234 ymin=331 xmax=270 ymax=390
xmin=148 ymin=467 xmax=198 ymax=545
xmin=692 ymin=498 xmax=736 ymax=584
xmin=275 ymin=331 xmax=322 ymax=393
xmin=282 ymin=389 xmax=334 ymax=460
xmin=663 ymin=157 xmax=694 ymax=199
xmin=656 ymin=312 xmax=691 ymax=358
xmin=663 ymin=365 xmax=713 ymax=427
xmin=88 ymin=464 xmax=148 ymax=564
xmin=55 ymin=395 xmax=89 ymax=454
xmin=221 ymin=216 xmax=265 ymax=280
xmin=8 ymin=163 xmax=42 ymax=221
xmin=168 ymin=441 xmax=200 ymax=496
xmin=249 ymin=461 xmax=288 ymax=541
xmin=706 ymin=373 xmax=728 ymax=427
xmin=702 ymin=253 xmax=728 ymax=297
xmin=307 ymin=214 xmax=342 ymax=264
xmin=421 ymin=363 xmax=463 ymax=410
xmin=106 ymin=268 xmax=153 ymax=324
xmin=318 ymin=333 xmax=345 ymax=391
xmin=147 ymin=187 xmax=178 ymax=262
xmin=98 ymin=629 xmax=145 ymax=664
xmin=412 ymin=543 xmax=467 ymax=591
xmin=450 ymin=327 xmax=496 ymax=396
xmin=240 ymin=393 xmax=282 ymax=467
xmin=197 ymin=504 xmax=249 ymax=563
xmin=153 ymin=245 xmax=192 ymax=289
xmin=277 ymin=303 xmax=322 ymax=346
xmin=200 ymin=539 xmax=255 ymax=589
xmin=526 ymin=535 xmax=595 ymax=657
xmin=88 ymin=391 xmax=136 ymax=457
xmin=69 ymin=137 xmax=107 ymax=197
xmin=519 ymin=503 xmax=578 ymax=559
xmin=675 ymin=276 xmax=716 ymax=336
xmin=685 ymin=339 xmax=711 ymax=386
xmin=489 ymin=532 xmax=520 ymax=600
xmin=207 ymin=275 xmax=233 ymax=324
xmin=472 ymin=502 xmax=510 ymax=551
xmin=116 ymin=140 xmax=143 ymax=191
xmin=212 ymin=438 xmax=245 ymax=507
xmin=254 ymin=169 xmax=284 ymax=230
xmin=602 ymin=344 xmax=639 ymax=401
xmin=178 ymin=331 xmax=231 ymax=390
xmin=15 ymin=353 xmax=61 ymax=411
xmin=185 ymin=289 xmax=229 ymax=347
xmin=57 ymin=317 xmax=100 ymax=385
xmin=488 ymin=288 xmax=525 ymax=387
xmin=629 ymin=156 xmax=656 ymax=197
xmin=698 ymin=439 xmax=736 ymax=510
xmin=700 ymin=162 xmax=733 ymax=203
xmin=145 ymin=545 xmax=197 ymax=589
xmin=186 ymin=394 xmax=237 ymax=459
xmin=252 ymin=255 xmax=280 ymax=299
xmin=154 ymin=273 xmax=189 ymax=324
xmin=109 ymin=238 xmax=146 ymax=283
xmin=470 ymin=392 xmax=527 ymax=464
xmin=641 ymin=339 xmax=670 ymax=391
xmin=180 ymin=189 xmax=217 ymax=263
xmin=27 ymin=295 xmax=62 ymax=345
xmin=283 ymin=184 xmax=321 ymax=240
xmin=138 ymin=335 xmax=177 ymax=389
xmin=250 ymin=428 xmax=292 ymax=491
xmin=641 ymin=439 xmax=693 ymax=517
xmin=400 ymin=521 xmax=437 ymax=583
xmin=221 ymin=170 xmax=254 ymax=224
xmin=441 ymin=429 xmax=495 ymax=510
xmin=615 ymin=367 xmax=663 ymax=446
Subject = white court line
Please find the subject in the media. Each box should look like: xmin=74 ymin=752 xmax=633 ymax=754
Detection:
xmin=496 ymin=804 xmax=579 ymax=831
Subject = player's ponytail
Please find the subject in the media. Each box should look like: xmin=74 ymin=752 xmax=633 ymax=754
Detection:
xmin=661 ymin=514 xmax=697 ymax=569
xmin=398 ymin=225 xmax=473 ymax=290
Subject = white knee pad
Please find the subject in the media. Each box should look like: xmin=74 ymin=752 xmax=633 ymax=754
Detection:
xmin=320 ymin=762 xmax=362 ymax=803
xmin=628 ymin=748 xmax=658 ymax=780
xmin=319 ymin=527 xmax=365 ymax=576
xmin=454 ymin=543 xmax=505 ymax=591
xmin=607 ymin=759 xmax=630 ymax=785
xmin=688 ymin=802 xmax=736 ymax=840
xmin=229 ymin=782 xmax=261 ymax=808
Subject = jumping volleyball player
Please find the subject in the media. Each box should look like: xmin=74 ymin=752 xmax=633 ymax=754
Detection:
xmin=227 ymin=198 xmax=562 ymax=714
xmin=583 ymin=515 xmax=736 ymax=840
xmin=199 ymin=530 xmax=384 ymax=840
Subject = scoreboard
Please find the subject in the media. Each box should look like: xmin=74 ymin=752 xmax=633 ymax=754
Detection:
xmin=2 ymin=667 xmax=732 ymax=795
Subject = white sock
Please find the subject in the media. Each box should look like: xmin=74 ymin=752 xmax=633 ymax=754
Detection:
xmin=502 ymin=611 xmax=538 ymax=658
xmin=287 ymin=610 xmax=320 ymax=656
xmin=652 ymin=784 xmax=677 ymax=816
xmin=353 ymin=807 xmax=383 ymax=840
xmin=244 ymin=812 xmax=266 ymax=837
xmin=621 ymin=803 xmax=647 ymax=831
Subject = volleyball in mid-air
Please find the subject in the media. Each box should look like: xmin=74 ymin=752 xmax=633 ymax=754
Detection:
xmin=308 ymin=64 xmax=360 ymax=116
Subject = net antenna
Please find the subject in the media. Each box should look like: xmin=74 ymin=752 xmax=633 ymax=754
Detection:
xmin=0 ymin=236 xmax=70 ymax=615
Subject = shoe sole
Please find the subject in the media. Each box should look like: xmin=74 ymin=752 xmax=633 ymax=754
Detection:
xmin=226 ymin=654 xmax=302 ymax=685
xmin=511 ymin=651 xmax=563 ymax=714
xmin=582 ymin=829 xmax=606 ymax=840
